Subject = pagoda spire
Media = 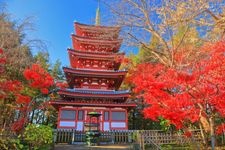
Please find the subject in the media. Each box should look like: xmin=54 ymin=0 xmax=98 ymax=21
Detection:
xmin=95 ymin=0 xmax=100 ymax=26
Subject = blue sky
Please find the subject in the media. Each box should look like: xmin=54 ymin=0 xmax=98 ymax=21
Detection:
xmin=5 ymin=0 xmax=116 ymax=66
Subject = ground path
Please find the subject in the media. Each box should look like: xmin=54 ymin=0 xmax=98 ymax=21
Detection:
xmin=54 ymin=144 xmax=133 ymax=150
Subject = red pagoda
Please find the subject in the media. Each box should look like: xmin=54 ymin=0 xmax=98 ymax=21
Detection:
xmin=50 ymin=20 xmax=136 ymax=131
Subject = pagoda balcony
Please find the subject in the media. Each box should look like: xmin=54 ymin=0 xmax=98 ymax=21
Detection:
xmin=74 ymin=22 xmax=120 ymax=40
xmin=71 ymin=34 xmax=122 ymax=53
xmin=63 ymin=67 xmax=127 ymax=90
xmin=68 ymin=49 xmax=124 ymax=70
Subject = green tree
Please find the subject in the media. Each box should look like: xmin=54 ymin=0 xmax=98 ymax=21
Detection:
xmin=51 ymin=59 xmax=63 ymax=80
xmin=137 ymin=35 xmax=162 ymax=63
xmin=34 ymin=52 xmax=50 ymax=70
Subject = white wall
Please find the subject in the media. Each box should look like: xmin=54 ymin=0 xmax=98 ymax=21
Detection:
xmin=59 ymin=121 xmax=75 ymax=127
xmin=76 ymin=121 xmax=83 ymax=130
xmin=103 ymin=122 xmax=110 ymax=131
xmin=111 ymin=122 xmax=126 ymax=128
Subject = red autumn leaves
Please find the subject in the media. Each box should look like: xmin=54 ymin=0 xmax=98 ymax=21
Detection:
xmin=0 ymin=48 xmax=6 ymax=73
xmin=133 ymin=64 xmax=199 ymax=129
xmin=24 ymin=64 xmax=54 ymax=94
xmin=0 ymin=48 xmax=54 ymax=132
xmin=131 ymin=41 xmax=225 ymax=133
xmin=216 ymin=123 xmax=225 ymax=135
xmin=12 ymin=64 xmax=53 ymax=132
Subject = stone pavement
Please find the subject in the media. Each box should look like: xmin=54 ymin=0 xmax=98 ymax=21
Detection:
xmin=54 ymin=144 xmax=133 ymax=150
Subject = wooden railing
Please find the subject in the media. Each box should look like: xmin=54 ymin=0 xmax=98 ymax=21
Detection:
xmin=54 ymin=129 xmax=133 ymax=144
xmin=54 ymin=129 xmax=73 ymax=143
xmin=53 ymin=129 xmax=202 ymax=148
xmin=111 ymin=130 xmax=133 ymax=144
xmin=138 ymin=130 xmax=202 ymax=149
xmin=138 ymin=130 xmax=202 ymax=145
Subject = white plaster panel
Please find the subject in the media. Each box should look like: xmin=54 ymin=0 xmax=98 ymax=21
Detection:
xmin=76 ymin=121 xmax=83 ymax=131
xmin=111 ymin=122 xmax=126 ymax=128
xmin=59 ymin=121 xmax=75 ymax=127
xmin=103 ymin=122 xmax=110 ymax=131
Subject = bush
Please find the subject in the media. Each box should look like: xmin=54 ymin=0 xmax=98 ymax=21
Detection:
xmin=0 ymin=138 xmax=23 ymax=150
xmin=23 ymin=124 xmax=53 ymax=149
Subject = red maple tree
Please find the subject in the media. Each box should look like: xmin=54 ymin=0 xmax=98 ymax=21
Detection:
xmin=0 ymin=48 xmax=54 ymax=132
xmin=24 ymin=64 xmax=54 ymax=94
xmin=132 ymin=41 xmax=225 ymax=144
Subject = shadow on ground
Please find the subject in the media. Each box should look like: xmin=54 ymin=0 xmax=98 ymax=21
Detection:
xmin=54 ymin=144 xmax=133 ymax=150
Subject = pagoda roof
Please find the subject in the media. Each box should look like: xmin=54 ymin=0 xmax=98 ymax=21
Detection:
xmin=72 ymin=34 xmax=123 ymax=45
xmin=49 ymin=100 xmax=136 ymax=110
xmin=74 ymin=22 xmax=120 ymax=32
xmin=63 ymin=67 xmax=127 ymax=77
xmin=68 ymin=48 xmax=124 ymax=60
xmin=58 ymin=88 xmax=130 ymax=103
xmin=59 ymin=88 xmax=130 ymax=98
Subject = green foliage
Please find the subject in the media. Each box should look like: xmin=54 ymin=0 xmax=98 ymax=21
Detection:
xmin=137 ymin=35 xmax=162 ymax=63
xmin=131 ymin=131 xmax=140 ymax=143
xmin=51 ymin=59 xmax=63 ymax=80
xmin=128 ymin=110 xmax=164 ymax=130
xmin=159 ymin=117 xmax=172 ymax=131
xmin=0 ymin=3 xmax=59 ymax=139
xmin=0 ymin=137 xmax=23 ymax=150
xmin=161 ymin=144 xmax=193 ymax=150
xmin=33 ymin=52 xmax=50 ymax=70
xmin=23 ymin=124 xmax=53 ymax=149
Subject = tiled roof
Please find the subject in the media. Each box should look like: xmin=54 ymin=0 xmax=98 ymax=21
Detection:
xmin=61 ymin=88 xmax=130 ymax=95
xmin=63 ymin=67 xmax=127 ymax=73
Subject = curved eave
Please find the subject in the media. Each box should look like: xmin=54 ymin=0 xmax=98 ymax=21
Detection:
xmin=71 ymin=34 xmax=123 ymax=45
xmin=68 ymin=49 xmax=124 ymax=60
xmin=58 ymin=89 xmax=130 ymax=99
xmin=49 ymin=100 xmax=136 ymax=109
xmin=74 ymin=22 xmax=121 ymax=32
xmin=68 ymin=48 xmax=115 ymax=55
xmin=63 ymin=67 xmax=127 ymax=77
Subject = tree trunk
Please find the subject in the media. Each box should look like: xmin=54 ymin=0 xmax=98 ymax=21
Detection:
xmin=209 ymin=116 xmax=215 ymax=150
xmin=30 ymin=110 xmax=35 ymax=123
xmin=199 ymin=123 xmax=207 ymax=146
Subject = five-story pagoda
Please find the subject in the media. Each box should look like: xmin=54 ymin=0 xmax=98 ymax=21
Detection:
xmin=50 ymin=17 xmax=136 ymax=131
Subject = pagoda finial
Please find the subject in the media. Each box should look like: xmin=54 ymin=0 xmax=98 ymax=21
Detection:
xmin=95 ymin=0 xmax=100 ymax=26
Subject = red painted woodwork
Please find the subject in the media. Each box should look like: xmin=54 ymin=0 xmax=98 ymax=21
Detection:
xmin=71 ymin=34 xmax=122 ymax=52
xmin=51 ymin=22 xmax=136 ymax=131
xmin=57 ymin=107 xmax=128 ymax=130
xmin=58 ymin=107 xmax=77 ymax=129
xmin=51 ymin=100 xmax=136 ymax=108
xmin=58 ymin=90 xmax=130 ymax=99
xmin=74 ymin=22 xmax=120 ymax=40
xmin=63 ymin=67 xmax=126 ymax=90
xmin=68 ymin=49 xmax=124 ymax=70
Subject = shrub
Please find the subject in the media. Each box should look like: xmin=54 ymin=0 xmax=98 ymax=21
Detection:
xmin=0 ymin=138 xmax=23 ymax=150
xmin=23 ymin=124 xmax=53 ymax=149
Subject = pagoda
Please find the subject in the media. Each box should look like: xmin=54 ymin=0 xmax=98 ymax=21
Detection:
xmin=50 ymin=9 xmax=136 ymax=131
